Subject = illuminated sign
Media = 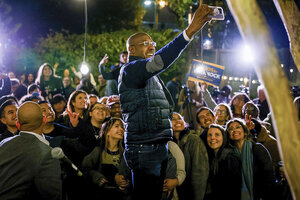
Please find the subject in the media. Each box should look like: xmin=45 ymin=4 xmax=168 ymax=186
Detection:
xmin=187 ymin=59 xmax=225 ymax=87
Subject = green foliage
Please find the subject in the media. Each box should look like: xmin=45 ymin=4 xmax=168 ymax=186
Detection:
xmin=87 ymin=0 xmax=146 ymax=33
xmin=34 ymin=29 xmax=191 ymax=83
xmin=166 ymin=0 xmax=193 ymax=28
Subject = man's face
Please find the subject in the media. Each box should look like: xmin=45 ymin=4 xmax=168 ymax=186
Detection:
xmin=120 ymin=53 xmax=128 ymax=64
xmin=89 ymin=97 xmax=98 ymax=106
xmin=40 ymin=103 xmax=55 ymax=123
xmin=197 ymin=109 xmax=214 ymax=129
xmin=8 ymin=72 xmax=16 ymax=79
xmin=258 ymin=89 xmax=266 ymax=102
xmin=1 ymin=105 xmax=17 ymax=127
xmin=64 ymin=69 xmax=70 ymax=77
xmin=244 ymin=104 xmax=258 ymax=118
xmin=130 ymin=34 xmax=155 ymax=59
xmin=11 ymin=83 xmax=20 ymax=93
xmin=63 ymin=77 xmax=71 ymax=88
xmin=109 ymin=103 xmax=121 ymax=118
xmin=53 ymin=101 xmax=66 ymax=114
xmin=98 ymin=75 xmax=106 ymax=86
xmin=90 ymin=104 xmax=107 ymax=123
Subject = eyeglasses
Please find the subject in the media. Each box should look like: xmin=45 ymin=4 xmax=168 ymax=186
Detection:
xmin=216 ymin=110 xmax=227 ymax=114
xmin=132 ymin=41 xmax=156 ymax=47
xmin=228 ymin=125 xmax=243 ymax=133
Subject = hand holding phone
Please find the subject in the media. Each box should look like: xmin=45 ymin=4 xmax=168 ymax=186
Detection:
xmin=208 ymin=6 xmax=224 ymax=20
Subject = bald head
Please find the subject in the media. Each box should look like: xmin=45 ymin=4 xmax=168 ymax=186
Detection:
xmin=17 ymin=102 xmax=44 ymax=132
xmin=126 ymin=32 xmax=155 ymax=59
xmin=127 ymin=32 xmax=151 ymax=49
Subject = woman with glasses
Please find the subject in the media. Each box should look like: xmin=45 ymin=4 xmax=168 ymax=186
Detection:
xmin=213 ymin=103 xmax=232 ymax=126
xmin=205 ymin=124 xmax=241 ymax=200
xmin=171 ymin=112 xmax=209 ymax=200
xmin=229 ymin=93 xmax=250 ymax=118
xmin=226 ymin=119 xmax=275 ymax=200
xmin=88 ymin=103 xmax=109 ymax=138
xmin=82 ymin=118 xmax=129 ymax=200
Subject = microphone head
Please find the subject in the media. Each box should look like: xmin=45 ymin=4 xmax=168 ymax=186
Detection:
xmin=51 ymin=147 xmax=65 ymax=159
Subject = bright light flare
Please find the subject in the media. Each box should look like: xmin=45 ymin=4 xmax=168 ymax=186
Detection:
xmin=203 ymin=39 xmax=212 ymax=49
xmin=194 ymin=64 xmax=205 ymax=75
xmin=290 ymin=69 xmax=294 ymax=73
xmin=80 ymin=62 xmax=89 ymax=75
xmin=241 ymin=44 xmax=255 ymax=63
xmin=144 ymin=0 xmax=152 ymax=6
xmin=158 ymin=0 xmax=166 ymax=8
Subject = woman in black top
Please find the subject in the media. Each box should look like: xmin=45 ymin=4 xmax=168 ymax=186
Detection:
xmin=35 ymin=63 xmax=63 ymax=100
xmin=205 ymin=124 xmax=242 ymax=200
xmin=82 ymin=117 xmax=129 ymax=200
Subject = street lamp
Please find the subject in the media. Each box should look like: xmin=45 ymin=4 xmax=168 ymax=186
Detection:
xmin=144 ymin=0 xmax=166 ymax=29
xmin=80 ymin=0 xmax=89 ymax=75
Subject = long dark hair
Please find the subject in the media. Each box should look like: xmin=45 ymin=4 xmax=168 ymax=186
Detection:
xmin=35 ymin=63 xmax=55 ymax=85
xmin=208 ymin=124 xmax=235 ymax=176
xmin=229 ymin=93 xmax=250 ymax=115
xmin=67 ymin=90 xmax=88 ymax=112
xmin=214 ymin=103 xmax=233 ymax=123
xmin=99 ymin=117 xmax=125 ymax=155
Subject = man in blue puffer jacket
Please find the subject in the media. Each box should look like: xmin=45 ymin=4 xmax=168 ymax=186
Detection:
xmin=118 ymin=4 xmax=214 ymax=200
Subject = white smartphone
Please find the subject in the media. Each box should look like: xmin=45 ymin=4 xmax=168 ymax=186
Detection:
xmin=208 ymin=6 xmax=225 ymax=20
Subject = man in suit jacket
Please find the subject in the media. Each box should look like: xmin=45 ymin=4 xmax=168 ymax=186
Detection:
xmin=0 ymin=101 xmax=62 ymax=200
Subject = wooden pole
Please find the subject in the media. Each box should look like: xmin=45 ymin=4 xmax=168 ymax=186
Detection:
xmin=226 ymin=0 xmax=300 ymax=198
xmin=273 ymin=0 xmax=300 ymax=72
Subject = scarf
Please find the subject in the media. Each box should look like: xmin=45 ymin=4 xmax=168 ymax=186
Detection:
xmin=235 ymin=140 xmax=253 ymax=200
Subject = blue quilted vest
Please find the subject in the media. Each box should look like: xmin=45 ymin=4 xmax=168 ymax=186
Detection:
xmin=119 ymin=71 xmax=173 ymax=144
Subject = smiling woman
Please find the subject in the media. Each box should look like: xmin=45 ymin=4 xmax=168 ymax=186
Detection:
xmin=171 ymin=112 xmax=209 ymax=200
xmin=226 ymin=118 xmax=276 ymax=200
xmin=205 ymin=124 xmax=241 ymax=200
xmin=82 ymin=117 xmax=129 ymax=200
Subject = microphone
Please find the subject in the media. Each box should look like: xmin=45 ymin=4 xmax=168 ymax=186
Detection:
xmin=51 ymin=147 xmax=83 ymax=177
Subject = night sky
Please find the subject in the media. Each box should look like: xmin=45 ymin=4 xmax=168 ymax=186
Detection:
xmin=2 ymin=0 xmax=290 ymax=48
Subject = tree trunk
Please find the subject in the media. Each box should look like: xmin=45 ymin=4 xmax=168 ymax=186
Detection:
xmin=273 ymin=0 xmax=300 ymax=72
xmin=226 ymin=0 xmax=300 ymax=198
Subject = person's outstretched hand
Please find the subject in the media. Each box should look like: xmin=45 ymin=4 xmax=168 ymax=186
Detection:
xmin=200 ymin=82 xmax=208 ymax=92
xmin=99 ymin=54 xmax=109 ymax=67
xmin=186 ymin=3 xmax=214 ymax=38
xmin=66 ymin=105 xmax=79 ymax=127
xmin=245 ymin=114 xmax=255 ymax=130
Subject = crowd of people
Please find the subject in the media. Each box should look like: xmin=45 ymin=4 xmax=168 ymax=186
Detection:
xmin=0 ymin=3 xmax=299 ymax=200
